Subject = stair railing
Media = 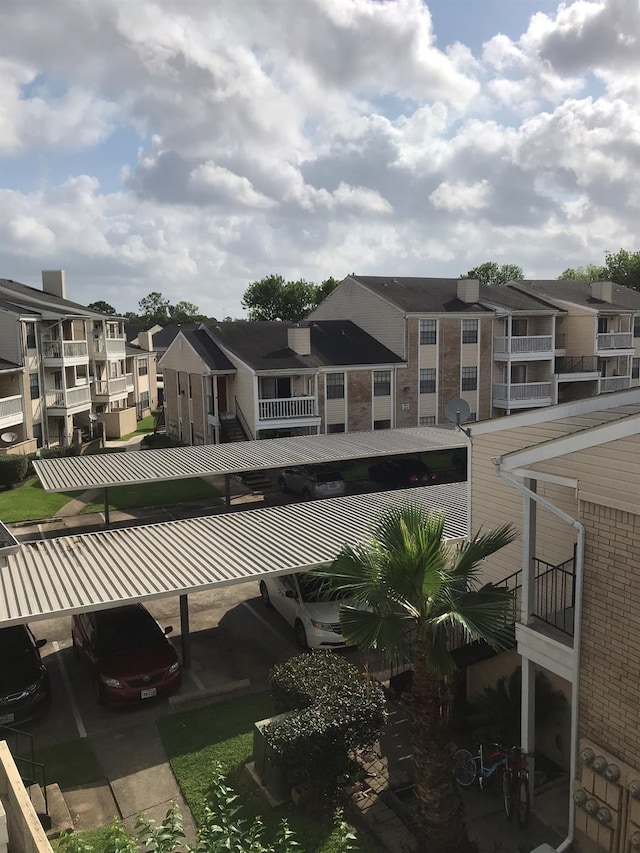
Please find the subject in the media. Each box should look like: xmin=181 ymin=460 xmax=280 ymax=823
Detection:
xmin=0 ymin=724 xmax=49 ymax=818
xmin=234 ymin=397 xmax=255 ymax=440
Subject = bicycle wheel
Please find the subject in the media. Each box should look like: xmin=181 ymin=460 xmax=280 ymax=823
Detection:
xmin=516 ymin=775 xmax=530 ymax=828
xmin=502 ymin=771 xmax=513 ymax=821
xmin=454 ymin=749 xmax=477 ymax=787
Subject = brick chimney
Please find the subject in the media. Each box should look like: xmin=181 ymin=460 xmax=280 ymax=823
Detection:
xmin=42 ymin=270 xmax=66 ymax=300
xmin=457 ymin=278 xmax=479 ymax=303
xmin=591 ymin=281 xmax=613 ymax=303
xmin=287 ymin=323 xmax=311 ymax=356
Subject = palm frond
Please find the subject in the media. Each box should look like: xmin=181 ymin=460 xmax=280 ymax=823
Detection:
xmin=450 ymin=524 xmax=517 ymax=584
xmin=338 ymin=604 xmax=413 ymax=653
xmin=445 ymin=586 xmax=515 ymax=650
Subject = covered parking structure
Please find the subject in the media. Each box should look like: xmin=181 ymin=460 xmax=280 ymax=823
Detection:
xmin=0 ymin=483 xmax=467 ymax=666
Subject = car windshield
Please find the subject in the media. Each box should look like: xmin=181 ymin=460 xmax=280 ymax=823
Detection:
xmin=315 ymin=470 xmax=342 ymax=483
xmin=96 ymin=611 xmax=163 ymax=654
xmin=0 ymin=627 xmax=40 ymax=692
xmin=298 ymin=574 xmax=349 ymax=602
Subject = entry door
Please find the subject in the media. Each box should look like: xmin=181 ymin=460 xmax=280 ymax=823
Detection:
xmin=276 ymin=377 xmax=291 ymax=399
xmin=216 ymin=377 xmax=227 ymax=414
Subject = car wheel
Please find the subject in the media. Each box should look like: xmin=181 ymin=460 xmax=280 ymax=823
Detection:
xmin=279 ymin=477 xmax=288 ymax=493
xmin=294 ymin=620 xmax=309 ymax=649
xmin=259 ymin=580 xmax=271 ymax=608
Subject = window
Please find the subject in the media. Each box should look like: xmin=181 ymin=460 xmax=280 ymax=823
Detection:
xmin=419 ymin=319 xmax=437 ymax=345
xmin=327 ymin=423 xmax=345 ymax=434
xmin=419 ymin=368 xmax=436 ymax=394
xmin=373 ymin=370 xmax=391 ymax=396
xmin=461 ymin=366 xmax=477 ymax=391
xmin=511 ymin=318 xmax=528 ymax=337
xmin=633 ymin=359 xmax=640 ymax=380
xmin=419 ymin=416 xmax=436 ymax=426
xmin=25 ymin=322 xmax=36 ymax=350
xmin=32 ymin=422 xmax=43 ymax=448
xmin=462 ymin=319 xmax=478 ymax=344
xmin=188 ymin=376 xmax=192 ymax=399
xmin=634 ymin=317 xmax=640 ymax=338
xmin=597 ymin=317 xmax=608 ymax=334
xmin=374 ymin=419 xmax=391 ymax=430
xmin=140 ymin=391 xmax=150 ymax=409
xmin=511 ymin=364 xmax=527 ymax=384
xmin=29 ymin=373 xmax=40 ymax=400
xmin=326 ymin=372 xmax=345 ymax=400
xmin=138 ymin=358 xmax=148 ymax=376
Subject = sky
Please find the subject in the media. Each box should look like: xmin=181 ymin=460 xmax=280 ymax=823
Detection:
xmin=0 ymin=0 xmax=639 ymax=319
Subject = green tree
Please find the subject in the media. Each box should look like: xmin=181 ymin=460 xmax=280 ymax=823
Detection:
xmin=138 ymin=292 xmax=171 ymax=326
xmin=462 ymin=262 xmax=524 ymax=286
xmin=604 ymin=248 xmax=640 ymax=291
xmin=242 ymin=274 xmax=341 ymax=320
xmin=312 ymin=276 xmax=341 ymax=307
xmin=88 ymin=300 xmax=116 ymax=315
xmin=315 ymin=506 xmax=515 ymax=852
xmin=168 ymin=301 xmax=208 ymax=323
xmin=558 ymin=263 xmax=607 ymax=281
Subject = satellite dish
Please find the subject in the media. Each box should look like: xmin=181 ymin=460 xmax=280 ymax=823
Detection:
xmin=89 ymin=414 xmax=99 ymax=422
xmin=1 ymin=432 xmax=18 ymax=444
xmin=444 ymin=398 xmax=471 ymax=427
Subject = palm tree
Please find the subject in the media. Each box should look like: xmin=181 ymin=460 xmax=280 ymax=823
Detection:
xmin=315 ymin=505 xmax=516 ymax=852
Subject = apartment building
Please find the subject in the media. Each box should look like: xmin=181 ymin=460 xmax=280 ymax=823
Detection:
xmin=0 ymin=272 xmax=155 ymax=452
xmin=159 ymin=320 xmax=405 ymax=444
xmin=468 ymin=388 xmax=640 ymax=852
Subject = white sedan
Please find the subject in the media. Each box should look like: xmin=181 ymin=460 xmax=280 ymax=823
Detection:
xmin=259 ymin=572 xmax=351 ymax=649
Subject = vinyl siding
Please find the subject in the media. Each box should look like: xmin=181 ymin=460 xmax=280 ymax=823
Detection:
xmin=161 ymin=338 xmax=209 ymax=375
xmin=310 ymin=278 xmax=405 ymax=357
xmin=564 ymin=312 xmax=596 ymax=357
xmin=0 ymin=312 xmax=21 ymax=364
xmin=227 ymin=363 xmax=255 ymax=434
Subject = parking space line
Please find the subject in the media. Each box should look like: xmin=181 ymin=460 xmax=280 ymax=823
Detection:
xmin=242 ymin=601 xmax=287 ymax=643
xmin=52 ymin=641 xmax=87 ymax=739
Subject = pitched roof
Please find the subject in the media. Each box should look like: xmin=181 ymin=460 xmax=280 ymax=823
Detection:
xmin=350 ymin=276 xmax=558 ymax=314
xmin=151 ymin=323 xmax=200 ymax=350
xmin=205 ymin=320 xmax=405 ymax=371
xmin=0 ymin=357 xmax=21 ymax=372
xmin=514 ymin=279 xmax=640 ymax=311
xmin=183 ymin=329 xmax=235 ymax=372
xmin=0 ymin=278 xmax=118 ymax=318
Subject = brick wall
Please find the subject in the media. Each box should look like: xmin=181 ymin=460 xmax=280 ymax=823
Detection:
xmin=347 ymin=370 xmax=372 ymax=431
xmin=395 ymin=318 xmax=418 ymax=428
xmin=579 ymin=501 xmax=640 ymax=769
xmin=438 ymin=318 xmax=461 ymax=422
xmin=478 ymin=317 xmax=493 ymax=420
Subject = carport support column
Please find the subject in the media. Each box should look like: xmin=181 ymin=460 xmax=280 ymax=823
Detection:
xmin=103 ymin=488 xmax=110 ymax=527
xmin=180 ymin=594 xmax=191 ymax=670
xmin=224 ymin=474 xmax=231 ymax=507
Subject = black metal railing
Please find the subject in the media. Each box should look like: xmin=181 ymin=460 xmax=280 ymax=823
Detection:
xmin=532 ymin=556 xmax=575 ymax=636
xmin=555 ymin=356 xmax=600 ymax=374
xmin=234 ymin=397 xmax=254 ymax=441
xmin=0 ymin=723 xmax=48 ymax=818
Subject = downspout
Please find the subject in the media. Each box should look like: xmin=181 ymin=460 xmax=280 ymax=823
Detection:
xmin=495 ymin=467 xmax=585 ymax=853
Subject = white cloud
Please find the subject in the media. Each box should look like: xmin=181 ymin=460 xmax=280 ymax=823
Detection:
xmin=429 ymin=180 xmax=490 ymax=212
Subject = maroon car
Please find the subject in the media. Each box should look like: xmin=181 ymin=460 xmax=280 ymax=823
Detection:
xmin=71 ymin=604 xmax=181 ymax=707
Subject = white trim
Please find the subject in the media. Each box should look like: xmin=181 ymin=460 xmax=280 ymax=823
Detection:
xmin=510 ymin=468 xmax=578 ymax=489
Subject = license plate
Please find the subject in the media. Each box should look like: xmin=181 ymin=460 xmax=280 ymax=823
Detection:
xmin=140 ymin=688 xmax=157 ymax=699
xmin=0 ymin=713 xmax=15 ymax=724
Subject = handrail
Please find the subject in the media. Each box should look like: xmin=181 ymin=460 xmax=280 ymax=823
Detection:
xmin=555 ymin=356 xmax=600 ymax=374
xmin=0 ymin=723 xmax=48 ymax=815
xmin=234 ymin=397 xmax=254 ymax=441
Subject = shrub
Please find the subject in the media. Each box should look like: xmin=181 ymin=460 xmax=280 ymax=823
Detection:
xmin=0 ymin=455 xmax=29 ymax=488
xmin=141 ymin=433 xmax=177 ymax=449
xmin=265 ymin=652 xmax=386 ymax=793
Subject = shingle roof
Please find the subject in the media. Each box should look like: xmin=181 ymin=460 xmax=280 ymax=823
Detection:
xmin=0 ymin=279 xmax=118 ymax=318
xmin=205 ymin=320 xmax=405 ymax=371
xmin=350 ymin=276 xmax=558 ymax=314
xmin=151 ymin=323 xmax=200 ymax=350
xmin=183 ymin=329 xmax=235 ymax=372
xmin=514 ymin=279 xmax=640 ymax=311
xmin=0 ymin=357 xmax=21 ymax=372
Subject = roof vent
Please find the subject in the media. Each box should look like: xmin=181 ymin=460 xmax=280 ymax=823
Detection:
xmin=457 ymin=278 xmax=479 ymax=303
xmin=591 ymin=281 xmax=612 ymax=303
xmin=287 ymin=324 xmax=311 ymax=356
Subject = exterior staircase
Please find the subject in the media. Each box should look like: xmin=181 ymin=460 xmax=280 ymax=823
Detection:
xmin=153 ymin=407 xmax=166 ymax=433
xmin=220 ymin=416 xmax=247 ymax=443
xmin=220 ymin=415 xmax=272 ymax=491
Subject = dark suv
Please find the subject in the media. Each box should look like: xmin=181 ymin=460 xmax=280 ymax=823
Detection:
xmin=278 ymin=465 xmax=346 ymax=499
xmin=0 ymin=625 xmax=50 ymax=725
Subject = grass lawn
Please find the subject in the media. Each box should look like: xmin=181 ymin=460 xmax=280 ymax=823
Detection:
xmin=115 ymin=415 xmax=156 ymax=442
xmin=34 ymin=739 xmax=105 ymax=791
xmin=0 ymin=478 xmax=76 ymax=523
xmin=81 ymin=477 xmax=221 ymax=514
xmin=157 ymin=693 xmax=383 ymax=853
xmin=52 ymin=823 xmax=115 ymax=852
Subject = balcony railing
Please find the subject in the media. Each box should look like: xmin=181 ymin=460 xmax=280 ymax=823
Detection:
xmin=258 ymin=396 xmax=317 ymax=420
xmin=555 ymin=356 xmax=600 ymax=374
xmin=596 ymin=332 xmax=633 ymax=350
xmin=599 ymin=376 xmax=631 ymax=393
xmin=493 ymin=381 xmax=553 ymax=403
xmin=42 ymin=339 xmax=88 ymax=360
xmin=494 ymin=335 xmax=554 ymax=355
xmin=45 ymin=386 xmax=92 ymax=409
xmin=93 ymin=338 xmax=126 ymax=357
xmin=125 ymin=372 xmax=134 ymax=391
xmin=93 ymin=376 xmax=128 ymax=396
xmin=533 ymin=557 xmax=575 ymax=636
xmin=0 ymin=395 xmax=24 ymax=426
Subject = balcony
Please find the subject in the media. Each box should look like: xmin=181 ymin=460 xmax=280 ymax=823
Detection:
xmin=125 ymin=372 xmax=134 ymax=392
xmin=258 ymin=396 xmax=317 ymax=421
xmin=596 ymin=332 xmax=633 ymax=353
xmin=93 ymin=337 xmax=126 ymax=358
xmin=494 ymin=336 xmax=554 ymax=358
xmin=45 ymin=385 xmax=92 ymax=411
xmin=599 ymin=376 xmax=631 ymax=393
xmin=493 ymin=381 xmax=553 ymax=408
xmin=93 ymin=376 xmax=128 ymax=397
xmin=555 ymin=356 xmax=600 ymax=382
xmin=0 ymin=395 xmax=24 ymax=430
xmin=42 ymin=339 xmax=89 ymax=366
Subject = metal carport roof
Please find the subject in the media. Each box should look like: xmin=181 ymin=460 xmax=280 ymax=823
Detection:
xmin=0 ymin=483 xmax=467 ymax=627
xmin=33 ymin=427 xmax=466 ymax=492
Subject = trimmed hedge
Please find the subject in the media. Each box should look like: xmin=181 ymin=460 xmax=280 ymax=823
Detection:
xmin=265 ymin=652 xmax=386 ymax=793
xmin=0 ymin=455 xmax=29 ymax=488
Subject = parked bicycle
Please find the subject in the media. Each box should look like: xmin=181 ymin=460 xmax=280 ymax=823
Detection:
xmin=454 ymin=743 xmax=530 ymax=827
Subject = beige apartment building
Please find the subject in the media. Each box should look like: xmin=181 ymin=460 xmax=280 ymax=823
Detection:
xmin=468 ymin=387 xmax=640 ymax=853
xmin=0 ymin=272 xmax=156 ymax=452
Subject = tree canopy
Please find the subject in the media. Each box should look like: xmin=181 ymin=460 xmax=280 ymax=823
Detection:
xmin=87 ymin=300 xmax=116 ymax=315
xmin=89 ymin=292 xmax=209 ymax=326
xmin=460 ymin=262 xmax=524 ymax=286
xmin=241 ymin=274 xmax=340 ymax=321
xmin=558 ymin=263 xmax=607 ymax=281
xmin=559 ymin=249 xmax=640 ymax=291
